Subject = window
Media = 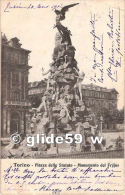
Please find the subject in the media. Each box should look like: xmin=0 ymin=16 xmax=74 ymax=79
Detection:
xmin=14 ymin=53 xmax=19 ymax=64
xmin=10 ymin=53 xmax=14 ymax=63
xmin=10 ymin=91 xmax=20 ymax=101
xmin=19 ymin=54 xmax=22 ymax=64
xmin=12 ymin=72 xmax=19 ymax=87
xmin=21 ymin=75 xmax=25 ymax=100
xmin=22 ymin=53 xmax=26 ymax=64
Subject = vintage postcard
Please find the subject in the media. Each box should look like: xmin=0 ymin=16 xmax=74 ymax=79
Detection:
xmin=0 ymin=0 xmax=124 ymax=194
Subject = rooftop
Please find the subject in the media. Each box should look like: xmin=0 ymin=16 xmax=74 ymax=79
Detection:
xmin=28 ymin=80 xmax=118 ymax=94
xmin=82 ymin=83 xmax=118 ymax=93
xmin=1 ymin=33 xmax=31 ymax=53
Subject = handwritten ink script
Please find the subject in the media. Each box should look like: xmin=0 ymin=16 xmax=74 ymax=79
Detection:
xmin=2 ymin=162 xmax=124 ymax=194
xmin=90 ymin=14 xmax=104 ymax=84
xmin=4 ymin=2 xmax=63 ymax=12
xmin=90 ymin=8 xmax=123 ymax=84
xmin=107 ymin=8 xmax=123 ymax=82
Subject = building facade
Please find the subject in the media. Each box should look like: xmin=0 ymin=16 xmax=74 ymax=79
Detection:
xmin=28 ymin=81 xmax=118 ymax=112
xmin=1 ymin=34 xmax=31 ymax=137
xmin=82 ymin=84 xmax=118 ymax=113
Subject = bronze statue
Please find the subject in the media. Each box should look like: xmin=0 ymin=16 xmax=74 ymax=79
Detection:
xmin=54 ymin=3 xmax=79 ymax=21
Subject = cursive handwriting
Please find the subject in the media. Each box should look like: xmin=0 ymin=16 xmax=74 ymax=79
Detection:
xmin=107 ymin=8 xmax=122 ymax=82
xmin=4 ymin=2 xmax=63 ymax=12
xmin=2 ymin=162 xmax=123 ymax=195
xmin=115 ymin=8 xmax=123 ymax=57
xmin=90 ymin=8 xmax=123 ymax=84
xmin=90 ymin=13 xmax=104 ymax=84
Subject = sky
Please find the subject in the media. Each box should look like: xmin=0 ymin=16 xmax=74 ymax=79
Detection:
xmin=1 ymin=0 xmax=124 ymax=109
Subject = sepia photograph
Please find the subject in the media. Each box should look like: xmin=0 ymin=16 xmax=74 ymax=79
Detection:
xmin=1 ymin=0 xmax=124 ymax=159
